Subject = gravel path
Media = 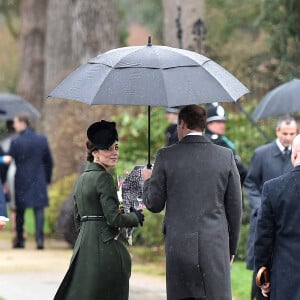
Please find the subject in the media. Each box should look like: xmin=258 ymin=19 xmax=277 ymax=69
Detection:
xmin=0 ymin=236 xmax=166 ymax=300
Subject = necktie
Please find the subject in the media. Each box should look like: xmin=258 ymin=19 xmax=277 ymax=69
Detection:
xmin=283 ymin=147 xmax=291 ymax=159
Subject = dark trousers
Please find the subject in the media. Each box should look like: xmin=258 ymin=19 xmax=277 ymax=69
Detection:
xmin=16 ymin=207 xmax=45 ymax=244
xmin=251 ymin=271 xmax=269 ymax=300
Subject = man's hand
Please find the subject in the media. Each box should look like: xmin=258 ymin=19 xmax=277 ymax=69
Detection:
xmin=261 ymin=282 xmax=271 ymax=297
xmin=230 ymin=255 xmax=235 ymax=264
xmin=141 ymin=167 xmax=152 ymax=181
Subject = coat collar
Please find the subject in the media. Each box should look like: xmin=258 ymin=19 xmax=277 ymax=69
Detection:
xmin=271 ymin=140 xmax=284 ymax=157
xmin=293 ymin=165 xmax=300 ymax=172
xmin=179 ymin=134 xmax=211 ymax=144
xmin=85 ymin=162 xmax=106 ymax=172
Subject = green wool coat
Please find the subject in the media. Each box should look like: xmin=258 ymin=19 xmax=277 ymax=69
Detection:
xmin=54 ymin=162 xmax=139 ymax=300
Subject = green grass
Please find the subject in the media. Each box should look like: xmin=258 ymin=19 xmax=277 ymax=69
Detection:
xmin=231 ymin=261 xmax=252 ymax=300
xmin=130 ymin=247 xmax=252 ymax=300
xmin=6 ymin=208 xmax=51 ymax=235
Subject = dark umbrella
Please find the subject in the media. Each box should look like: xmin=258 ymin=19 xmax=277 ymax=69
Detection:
xmin=0 ymin=93 xmax=41 ymax=120
xmin=252 ymin=78 xmax=300 ymax=120
xmin=48 ymin=38 xmax=249 ymax=167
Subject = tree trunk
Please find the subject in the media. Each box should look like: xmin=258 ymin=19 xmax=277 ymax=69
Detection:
xmin=163 ymin=0 xmax=206 ymax=53
xmin=17 ymin=0 xmax=48 ymax=115
xmin=44 ymin=0 xmax=120 ymax=180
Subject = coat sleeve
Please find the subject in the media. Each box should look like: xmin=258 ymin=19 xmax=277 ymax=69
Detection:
xmin=97 ymin=172 xmax=139 ymax=228
xmin=244 ymin=150 xmax=263 ymax=215
xmin=0 ymin=188 xmax=7 ymax=218
xmin=254 ymin=181 xmax=275 ymax=272
xmin=143 ymin=149 xmax=167 ymax=213
xmin=224 ymin=152 xmax=242 ymax=255
xmin=42 ymin=137 xmax=53 ymax=184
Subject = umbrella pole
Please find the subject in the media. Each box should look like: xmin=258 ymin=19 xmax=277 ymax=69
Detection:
xmin=147 ymin=106 xmax=152 ymax=169
xmin=235 ymin=102 xmax=271 ymax=142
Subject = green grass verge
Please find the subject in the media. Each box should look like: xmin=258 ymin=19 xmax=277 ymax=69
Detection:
xmin=231 ymin=261 xmax=252 ymax=300
xmin=6 ymin=208 xmax=51 ymax=235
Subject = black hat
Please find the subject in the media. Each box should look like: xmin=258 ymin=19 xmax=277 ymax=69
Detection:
xmin=87 ymin=120 xmax=118 ymax=149
xmin=206 ymin=103 xmax=227 ymax=123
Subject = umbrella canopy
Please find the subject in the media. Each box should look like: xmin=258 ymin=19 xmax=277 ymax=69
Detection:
xmin=49 ymin=42 xmax=249 ymax=106
xmin=252 ymin=78 xmax=300 ymax=119
xmin=0 ymin=93 xmax=41 ymax=120
xmin=48 ymin=40 xmax=249 ymax=167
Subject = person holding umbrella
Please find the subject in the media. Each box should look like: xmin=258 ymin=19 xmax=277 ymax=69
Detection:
xmin=142 ymin=105 xmax=242 ymax=300
xmin=54 ymin=120 xmax=144 ymax=300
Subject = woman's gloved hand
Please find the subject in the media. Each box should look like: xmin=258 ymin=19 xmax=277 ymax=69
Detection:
xmin=130 ymin=207 xmax=145 ymax=226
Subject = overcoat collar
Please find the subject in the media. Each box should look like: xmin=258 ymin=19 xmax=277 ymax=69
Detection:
xmin=293 ymin=165 xmax=300 ymax=172
xmin=179 ymin=134 xmax=211 ymax=144
xmin=271 ymin=140 xmax=283 ymax=157
xmin=85 ymin=162 xmax=106 ymax=172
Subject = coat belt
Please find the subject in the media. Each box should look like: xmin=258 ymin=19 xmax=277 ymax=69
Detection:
xmin=80 ymin=215 xmax=104 ymax=222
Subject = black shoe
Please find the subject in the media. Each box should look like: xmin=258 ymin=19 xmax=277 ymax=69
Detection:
xmin=37 ymin=240 xmax=44 ymax=250
xmin=13 ymin=241 xmax=25 ymax=249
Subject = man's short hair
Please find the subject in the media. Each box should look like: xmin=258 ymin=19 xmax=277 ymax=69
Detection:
xmin=178 ymin=105 xmax=207 ymax=131
xmin=276 ymin=115 xmax=297 ymax=130
xmin=16 ymin=112 xmax=32 ymax=128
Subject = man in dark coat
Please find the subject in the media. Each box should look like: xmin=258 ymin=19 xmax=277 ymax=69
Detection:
xmin=254 ymin=134 xmax=300 ymax=299
xmin=244 ymin=116 xmax=297 ymax=299
xmin=142 ymin=105 xmax=242 ymax=300
xmin=9 ymin=113 xmax=53 ymax=249
xmin=205 ymin=103 xmax=247 ymax=185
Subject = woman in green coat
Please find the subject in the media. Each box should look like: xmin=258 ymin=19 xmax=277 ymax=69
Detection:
xmin=54 ymin=120 xmax=144 ymax=300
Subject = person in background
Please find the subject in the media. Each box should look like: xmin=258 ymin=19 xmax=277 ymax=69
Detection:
xmin=142 ymin=105 xmax=242 ymax=300
xmin=165 ymin=107 xmax=180 ymax=146
xmin=0 ymin=120 xmax=17 ymax=238
xmin=0 ymin=154 xmax=13 ymax=230
xmin=254 ymin=134 xmax=300 ymax=299
xmin=205 ymin=102 xmax=247 ymax=185
xmin=9 ymin=113 xmax=53 ymax=249
xmin=54 ymin=120 xmax=144 ymax=300
xmin=244 ymin=115 xmax=297 ymax=300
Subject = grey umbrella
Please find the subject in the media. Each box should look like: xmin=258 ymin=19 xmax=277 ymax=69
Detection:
xmin=0 ymin=93 xmax=41 ymax=120
xmin=48 ymin=38 xmax=249 ymax=166
xmin=252 ymin=78 xmax=300 ymax=120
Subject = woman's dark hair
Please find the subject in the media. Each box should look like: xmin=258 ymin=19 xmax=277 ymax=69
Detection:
xmin=178 ymin=105 xmax=207 ymax=131
xmin=86 ymin=140 xmax=98 ymax=162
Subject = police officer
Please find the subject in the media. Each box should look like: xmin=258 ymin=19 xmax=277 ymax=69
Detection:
xmin=205 ymin=103 xmax=247 ymax=185
xmin=165 ymin=107 xmax=180 ymax=146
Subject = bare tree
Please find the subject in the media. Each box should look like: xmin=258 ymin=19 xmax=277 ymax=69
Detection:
xmin=163 ymin=0 xmax=206 ymax=53
xmin=44 ymin=0 xmax=120 ymax=180
xmin=17 ymin=0 xmax=48 ymax=113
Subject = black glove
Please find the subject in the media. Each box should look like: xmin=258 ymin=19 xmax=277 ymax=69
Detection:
xmin=130 ymin=207 xmax=145 ymax=226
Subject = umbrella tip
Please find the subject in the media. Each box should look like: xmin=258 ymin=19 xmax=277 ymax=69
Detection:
xmin=147 ymin=36 xmax=152 ymax=46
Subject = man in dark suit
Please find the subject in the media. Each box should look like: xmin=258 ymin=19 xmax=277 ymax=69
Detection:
xmin=244 ymin=116 xmax=297 ymax=299
xmin=142 ymin=105 xmax=242 ymax=300
xmin=9 ymin=113 xmax=53 ymax=249
xmin=254 ymin=134 xmax=300 ymax=299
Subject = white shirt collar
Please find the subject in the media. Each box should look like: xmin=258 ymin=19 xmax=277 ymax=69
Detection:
xmin=187 ymin=132 xmax=203 ymax=136
xmin=276 ymin=138 xmax=291 ymax=152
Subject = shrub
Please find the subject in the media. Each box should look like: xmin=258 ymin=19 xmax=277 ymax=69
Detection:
xmin=46 ymin=173 xmax=78 ymax=233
